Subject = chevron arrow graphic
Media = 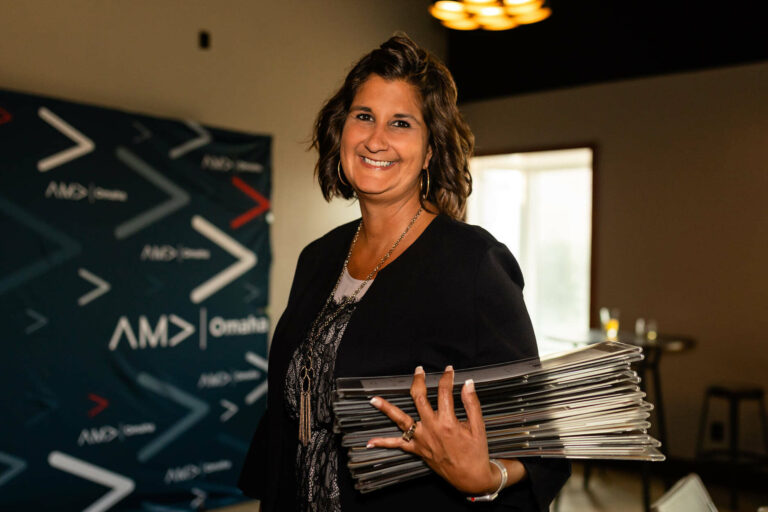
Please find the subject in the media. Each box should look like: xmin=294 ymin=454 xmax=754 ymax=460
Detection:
xmin=25 ymin=308 xmax=48 ymax=334
xmin=37 ymin=107 xmax=95 ymax=172
xmin=78 ymin=268 xmax=111 ymax=306
xmin=136 ymin=373 xmax=209 ymax=462
xmin=88 ymin=393 xmax=109 ymax=418
xmin=230 ymin=176 xmax=271 ymax=229
xmin=219 ymin=399 xmax=239 ymax=422
xmin=131 ymin=121 xmax=152 ymax=143
xmin=190 ymin=487 xmax=207 ymax=509
xmin=168 ymin=120 xmax=211 ymax=159
xmin=190 ymin=215 xmax=256 ymax=303
xmin=114 ymin=147 xmax=190 ymax=239
xmin=168 ymin=314 xmax=195 ymax=347
xmin=0 ymin=452 xmax=27 ymax=488
xmin=48 ymin=451 xmax=134 ymax=512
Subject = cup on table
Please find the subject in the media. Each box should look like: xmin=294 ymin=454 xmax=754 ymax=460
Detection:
xmin=600 ymin=307 xmax=620 ymax=340
xmin=645 ymin=319 xmax=658 ymax=341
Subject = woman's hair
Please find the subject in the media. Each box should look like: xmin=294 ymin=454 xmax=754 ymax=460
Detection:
xmin=311 ymin=33 xmax=474 ymax=220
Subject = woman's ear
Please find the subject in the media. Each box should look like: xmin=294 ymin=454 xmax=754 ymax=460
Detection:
xmin=424 ymin=145 xmax=433 ymax=169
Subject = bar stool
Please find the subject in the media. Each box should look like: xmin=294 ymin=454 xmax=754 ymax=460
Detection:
xmin=696 ymin=384 xmax=768 ymax=510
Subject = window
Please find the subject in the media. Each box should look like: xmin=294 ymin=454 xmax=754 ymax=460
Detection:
xmin=467 ymin=148 xmax=593 ymax=355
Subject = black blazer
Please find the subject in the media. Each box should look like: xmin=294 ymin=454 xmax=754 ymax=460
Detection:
xmin=238 ymin=214 xmax=570 ymax=511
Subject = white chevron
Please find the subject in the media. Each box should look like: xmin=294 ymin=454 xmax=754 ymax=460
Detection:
xmin=37 ymin=107 xmax=95 ymax=172
xmin=190 ymin=215 xmax=256 ymax=303
xmin=78 ymin=268 xmax=111 ymax=306
xmin=168 ymin=314 xmax=195 ymax=347
xmin=48 ymin=451 xmax=134 ymax=512
xmin=219 ymin=399 xmax=239 ymax=422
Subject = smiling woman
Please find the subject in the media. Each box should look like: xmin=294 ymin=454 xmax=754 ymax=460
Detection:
xmin=238 ymin=33 xmax=570 ymax=511
xmin=340 ymin=76 xmax=432 ymax=206
xmin=312 ymin=33 xmax=474 ymax=220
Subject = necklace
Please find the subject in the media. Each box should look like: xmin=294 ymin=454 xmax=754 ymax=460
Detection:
xmin=298 ymin=206 xmax=423 ymax=446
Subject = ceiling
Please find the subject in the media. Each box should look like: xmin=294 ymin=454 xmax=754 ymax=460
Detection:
xmin=445 ymin=0 xmax=768 ymax=103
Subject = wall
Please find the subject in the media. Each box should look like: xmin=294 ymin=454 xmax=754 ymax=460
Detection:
xmin=460 ymin=62 xmax=768 ymax=458
xmin=0 ymin=0 xmax=444 ymax=335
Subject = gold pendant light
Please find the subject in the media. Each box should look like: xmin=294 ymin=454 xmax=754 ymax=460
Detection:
xmin=429 ymin=0 xmax=551 ymax=31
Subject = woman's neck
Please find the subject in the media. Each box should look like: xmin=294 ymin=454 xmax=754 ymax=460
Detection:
xmin=359 ymin=197 xmax=424 ymax=244
xmin=346 ymin=196 xmax=437 ymax=279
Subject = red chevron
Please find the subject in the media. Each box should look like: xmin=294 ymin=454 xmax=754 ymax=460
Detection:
xmin=230 ymin=176 xmax=270 ymax=229
xmin=0 ymin=107 xmax=11 ymax=125
xmin=88 ymin=393 xmax=109 ymax=418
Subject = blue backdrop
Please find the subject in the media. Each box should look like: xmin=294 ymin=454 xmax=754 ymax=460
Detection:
xmin=0 ymin=89 xmax=270 ymax=511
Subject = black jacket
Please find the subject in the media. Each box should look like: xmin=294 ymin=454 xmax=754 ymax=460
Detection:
xmin=238 ymin=214 xmax=570 ymax=511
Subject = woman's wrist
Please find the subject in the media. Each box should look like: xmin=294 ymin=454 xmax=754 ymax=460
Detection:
xmin=467 ymin=459 xmax=507 ymax=502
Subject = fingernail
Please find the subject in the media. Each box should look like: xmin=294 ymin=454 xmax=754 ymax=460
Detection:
xmin=414 ymin=366 xmax=424 ymax=375
xmin=445 ymin=365 xmax=454 ymax=372
xmin=369 ymin=397 xmax=381 ymax=406
xmin=366 ymin=442 xmax=374 ymax=449
xmin=464 ymin=379 xmax=475 ymax=392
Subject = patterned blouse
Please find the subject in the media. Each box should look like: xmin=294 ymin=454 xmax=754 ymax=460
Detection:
xmin=284 ymin=269 xmax=372 ymax=511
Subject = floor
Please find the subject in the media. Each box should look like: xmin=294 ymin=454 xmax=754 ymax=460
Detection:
xmin=213 ymin=463 xmax=768 ymax=512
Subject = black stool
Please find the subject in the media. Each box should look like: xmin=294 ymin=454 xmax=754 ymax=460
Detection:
xmin=696 ymin=384 xmax=768 ymax=510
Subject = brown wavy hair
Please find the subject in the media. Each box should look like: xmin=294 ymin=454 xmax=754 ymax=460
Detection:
xmin=311 ymin=33 xmax=474 ymax=220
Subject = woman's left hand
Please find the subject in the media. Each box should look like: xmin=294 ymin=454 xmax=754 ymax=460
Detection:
xmin=366 ymin=365 xmax=521 ymax=495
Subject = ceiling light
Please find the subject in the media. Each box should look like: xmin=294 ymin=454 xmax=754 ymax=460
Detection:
xmin=429 ymin=1 xmax=468 ymax=21
xmin=441 ymin=17 xmax=481 ymax=30
xmin=429 ymin=0 xmax=550 ymax=31
xmin=504 ymin=0 xmax=543 ymax=15
xmin=515 ymin=6 xmax=551 ymax=24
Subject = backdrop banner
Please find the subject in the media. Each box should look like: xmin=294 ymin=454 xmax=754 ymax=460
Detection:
xmin=0 ymin=89 xmax=271 ymax=511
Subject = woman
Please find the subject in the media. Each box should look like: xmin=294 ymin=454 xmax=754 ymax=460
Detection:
xmin=238 ymin=33 xmax=570 ymax=511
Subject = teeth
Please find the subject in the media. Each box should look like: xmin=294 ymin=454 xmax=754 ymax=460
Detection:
xmin=363 ymin=156 xmax=393 ymax=167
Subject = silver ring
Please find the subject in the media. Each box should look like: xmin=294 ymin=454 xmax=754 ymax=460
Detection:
xmin=401 ymin=423 xmax=417 ymax=442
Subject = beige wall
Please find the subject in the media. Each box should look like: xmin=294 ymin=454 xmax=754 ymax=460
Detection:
xmin=460 ymin=62 xmax=768 ymax=458
xmin=0 ymin=0 xmax=443 ymax=332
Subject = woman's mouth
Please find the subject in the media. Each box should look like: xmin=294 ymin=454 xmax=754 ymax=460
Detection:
xmin=361 ymin=156 xmax=395 ymax=169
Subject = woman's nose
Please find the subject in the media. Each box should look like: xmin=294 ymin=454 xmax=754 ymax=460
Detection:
xmin=364 ymin=123 xmax=388 ymax=152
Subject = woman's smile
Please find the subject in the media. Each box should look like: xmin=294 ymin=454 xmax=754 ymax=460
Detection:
xmin=360 ymin=155 xmax=396 ymax=169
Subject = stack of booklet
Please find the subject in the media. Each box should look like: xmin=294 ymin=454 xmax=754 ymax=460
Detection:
xmin=333 ymin=341 xmax=665 ymax=493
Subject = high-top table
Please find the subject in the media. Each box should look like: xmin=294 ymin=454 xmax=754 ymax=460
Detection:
xmin=546 ymin=329 xmax=696 ymax=511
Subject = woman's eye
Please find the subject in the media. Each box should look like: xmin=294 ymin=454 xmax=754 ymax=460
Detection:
xmin=356 ymin=113 xmax=373 ymax=121
xmin=392 ymin=120 xmax=411 ymax=128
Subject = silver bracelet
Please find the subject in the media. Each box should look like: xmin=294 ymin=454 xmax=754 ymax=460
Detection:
xmin=466 ymin=458 xmax=508 ymax=503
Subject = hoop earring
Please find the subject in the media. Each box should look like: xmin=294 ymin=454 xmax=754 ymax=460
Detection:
xmin=337 ymin=160 xmax=350 ymax=188
xmin=421 ymin=168 xmax=430 ymax=200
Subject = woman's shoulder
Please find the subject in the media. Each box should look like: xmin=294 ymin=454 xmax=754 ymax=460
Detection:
xmin=429 ymin=213 xmax=506 ymax=253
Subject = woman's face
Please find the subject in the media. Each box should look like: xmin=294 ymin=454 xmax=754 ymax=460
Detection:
xmin=340 ymin=74 xmax=432 ymax=205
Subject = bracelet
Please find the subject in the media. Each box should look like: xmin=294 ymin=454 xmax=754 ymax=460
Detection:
xmin=466 ymin=458 xmax=508 ymax=503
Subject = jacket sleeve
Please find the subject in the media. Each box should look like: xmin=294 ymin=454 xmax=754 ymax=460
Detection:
xmin=474 ymin=244 xmax=571 ymax=511
xmin=237 ymin=408 xmax=269 ymax=498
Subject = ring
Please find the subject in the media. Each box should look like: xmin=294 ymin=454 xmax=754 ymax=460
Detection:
xmin=401 ymin=423 xmax=417 ymax=442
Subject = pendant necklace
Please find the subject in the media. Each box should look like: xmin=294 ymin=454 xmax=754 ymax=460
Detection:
xmin=298 ymin=206 xmax=423 ymax=446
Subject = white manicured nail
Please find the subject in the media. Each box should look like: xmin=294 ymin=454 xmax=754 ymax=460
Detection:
xmin=366 ymin=442 xmax=374 ymax=449
xmin=414 ymin=366 xmax=424 ymax=375
xmin=464 ymin=379 xmax=475 ymax=392
xmin=370 ymin=397 xmax=381 ymax=406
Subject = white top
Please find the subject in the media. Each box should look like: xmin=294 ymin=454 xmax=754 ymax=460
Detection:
xmin=333 ymin=267 xmax=373 ymax=303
